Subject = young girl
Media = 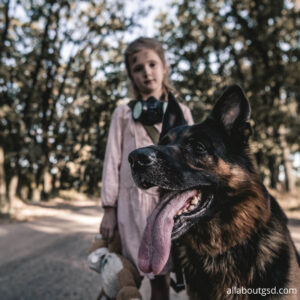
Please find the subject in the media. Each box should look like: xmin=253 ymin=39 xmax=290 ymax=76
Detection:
xmin=100 ymin=37 xmax=193 ymax=300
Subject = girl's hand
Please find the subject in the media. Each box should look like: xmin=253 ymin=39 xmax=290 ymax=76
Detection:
xmin=100 ymin=207 xmax=117 ymax=242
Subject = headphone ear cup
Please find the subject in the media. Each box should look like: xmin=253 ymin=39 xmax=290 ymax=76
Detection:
xmin=132 ymin=101 xmax=143 ymax=121
xmin=162 ymin=102 xmax=168 ymax=114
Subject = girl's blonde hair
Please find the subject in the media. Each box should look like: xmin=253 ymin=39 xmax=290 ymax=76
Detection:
xmin=124 ymin=37 xmax=175 ymax=100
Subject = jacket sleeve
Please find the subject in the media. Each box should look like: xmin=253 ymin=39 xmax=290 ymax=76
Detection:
xmin=101 ymin=106 xmax=125 ymax=208
xmin=180 ymin=103 xmax=194 ymax=125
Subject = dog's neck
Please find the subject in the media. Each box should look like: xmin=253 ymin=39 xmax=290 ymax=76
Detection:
xmin=180 ymin=181 xmax=271 ymax=256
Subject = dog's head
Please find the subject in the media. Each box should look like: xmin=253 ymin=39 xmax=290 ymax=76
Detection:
xmin=129 ymin=85 xmax=257 ymax=274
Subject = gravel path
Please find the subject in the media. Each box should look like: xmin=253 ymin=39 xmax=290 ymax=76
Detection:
xmin=0 ymin=198 xmax=299 ymax=300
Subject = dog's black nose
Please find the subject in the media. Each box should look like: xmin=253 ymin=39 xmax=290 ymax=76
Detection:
xmin=128 ymin=148 xmax=157 ymax=168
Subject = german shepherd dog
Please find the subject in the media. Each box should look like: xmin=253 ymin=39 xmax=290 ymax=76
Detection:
xmin=128 ymin=85 xmax=300 ymax=299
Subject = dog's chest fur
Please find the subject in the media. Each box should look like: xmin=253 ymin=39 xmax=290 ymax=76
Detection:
xmin=176 ymin=209 xmax=294 ymax=300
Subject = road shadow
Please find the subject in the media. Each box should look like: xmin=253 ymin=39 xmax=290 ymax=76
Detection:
xmin=288 ymin=218 xmax=300 ymax=227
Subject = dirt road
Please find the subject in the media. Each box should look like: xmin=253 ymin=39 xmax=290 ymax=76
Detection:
xmin=0 ymin=198 xmax=299 ymax=300
xmin=0 ymin=198 xmax=103 ymax=300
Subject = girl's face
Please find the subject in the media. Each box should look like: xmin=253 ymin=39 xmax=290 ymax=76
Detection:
xmin=129 ymin=48 xmax=166 ymax=100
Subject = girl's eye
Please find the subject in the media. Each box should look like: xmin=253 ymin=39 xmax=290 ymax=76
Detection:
xmin=133 ymin=66 xmax=143 ymax=72
xmin=150 ymin=62 xmax=156 ymax=67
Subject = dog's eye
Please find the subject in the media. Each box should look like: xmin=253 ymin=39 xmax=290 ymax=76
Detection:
xmin=195 ymin=142 xmax=206 ymax=154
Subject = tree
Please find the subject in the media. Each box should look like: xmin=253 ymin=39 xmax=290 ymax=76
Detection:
xmin=0 ymin=0 xmax=135 ymax=210
xmin=156 ymin=0 xmax=300 ymax=191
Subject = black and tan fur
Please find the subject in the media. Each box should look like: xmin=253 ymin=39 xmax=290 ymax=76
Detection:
xmin=129 ymin=85 xmax=300 ymax=299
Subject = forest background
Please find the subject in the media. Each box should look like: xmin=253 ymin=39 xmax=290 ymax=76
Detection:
xmin=0 ymin=0 xmax=299 ymax=214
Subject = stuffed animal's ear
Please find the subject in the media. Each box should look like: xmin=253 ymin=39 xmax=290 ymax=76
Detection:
xmin=210 ymin=84 xmax=252 ymax=142
xmin=159 ymin=93 xmax=187 ymax=141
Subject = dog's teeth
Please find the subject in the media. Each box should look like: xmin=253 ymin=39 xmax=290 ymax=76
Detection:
xmin=191 ymin=198 xmax=198 ymax=205
xmin=189 ymin=205 xmax=195 ymax=211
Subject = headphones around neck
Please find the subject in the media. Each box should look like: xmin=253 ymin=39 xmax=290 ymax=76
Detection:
xmin=132 ymin=95 xmax=169 ymax=126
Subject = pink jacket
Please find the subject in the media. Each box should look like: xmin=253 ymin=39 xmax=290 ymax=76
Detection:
xmin=101 ymin=103 xmax=194 ymax=275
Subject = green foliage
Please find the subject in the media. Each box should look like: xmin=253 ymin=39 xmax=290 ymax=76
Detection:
xmin=0 ymin=0 xmax=299 ymax=204
xmin=155 ymin=0 xmax=300 ymax=188
xmin=0 ymin=0 xmax=134 ymax=200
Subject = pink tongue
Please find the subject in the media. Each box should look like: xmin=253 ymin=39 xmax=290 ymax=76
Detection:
xmin=138 ymin=190 xmax=197 ymax=274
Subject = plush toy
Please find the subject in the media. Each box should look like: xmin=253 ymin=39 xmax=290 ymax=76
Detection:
xmin=88 ymin=231 xmax=142 ymax=300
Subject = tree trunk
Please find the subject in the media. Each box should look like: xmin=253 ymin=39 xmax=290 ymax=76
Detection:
xmin=20 ymin=185 xmax=29 ymax=202
xmin=0 ymin=0 xmax=10 ymax=62
xmin=35 ymin=163 xmax=46 ymax=201
xmin=0 ymin=146 xmax=8 ymax=212
xmin=279 ymin=126 xmax=295 ymax=193
xmin=8 ymin=175 xmax=18 ymax=200
xmin=53 ymin=168 xmax=61 ymax=192
xmin=8 ymin=175 xmax=19 ymax=212
xmin=268 ymin=155 xmax=279 ymax=189
xmin=43 ymin=167 xmax=52 ymax=200
xmin=31 ymin=181 xmax=41 ymax=202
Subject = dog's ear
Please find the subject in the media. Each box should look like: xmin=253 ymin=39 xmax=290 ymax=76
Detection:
xmin=159 ymin=93 xmax=187 ymax=141
xmin=210 ymin=84 xmax=252 ymax=143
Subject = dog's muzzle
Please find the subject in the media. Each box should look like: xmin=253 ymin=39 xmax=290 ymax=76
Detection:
xmin=128 ymin=147 xmax=157 ymax=169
